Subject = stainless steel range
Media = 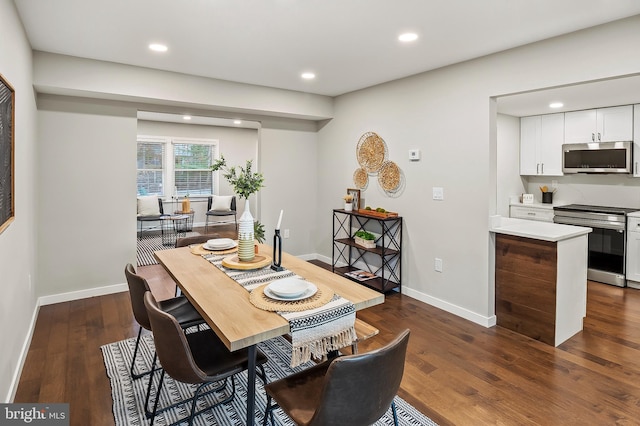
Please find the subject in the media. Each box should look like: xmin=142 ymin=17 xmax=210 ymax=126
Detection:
xmin=554 ymin=204 xmax=638 ymax=287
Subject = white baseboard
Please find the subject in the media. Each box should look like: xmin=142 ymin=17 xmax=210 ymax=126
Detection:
xmin=38 ymin=282 xmax=128 ymax=306
xmin=402 ymin=286 xmax=496 ymax=327
xmin=5 ymin=302 xmax=40 ymax=403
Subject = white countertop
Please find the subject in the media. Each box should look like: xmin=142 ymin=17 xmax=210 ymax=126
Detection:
xmin=628 ymin=211 xmax=640 ymax=218
xmin=509 ymin=201 xmax=566 ymax=210
xmin=490 ymin=216 xmax=591 ymax=242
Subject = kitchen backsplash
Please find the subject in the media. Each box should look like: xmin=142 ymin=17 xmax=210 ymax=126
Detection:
xmin=525 ymin=174 xmax=640 ymax=209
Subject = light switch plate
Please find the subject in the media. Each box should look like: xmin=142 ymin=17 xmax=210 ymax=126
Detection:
xmin=433 ymin=187 xmax=444 ymax=200
xmin=409 ymin=149 xmax=421 ymax=161
xmin=522 ymin=193 xmax=534 ymax=204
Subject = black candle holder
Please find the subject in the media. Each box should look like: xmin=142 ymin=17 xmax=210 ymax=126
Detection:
xmin=271 ymin=229 xmax=284 ymax=271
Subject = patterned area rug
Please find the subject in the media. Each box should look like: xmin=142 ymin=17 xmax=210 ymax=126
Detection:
xmin=137 ymin=232 xmax=199 ymax=266
xmin=101 ymin=333 xmax=438 ymax=426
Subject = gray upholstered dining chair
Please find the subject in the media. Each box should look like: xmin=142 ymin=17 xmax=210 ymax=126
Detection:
xmin=263 ymin=329 xmax=410 ymax=426
xmin=143 ymin=291 xmax=269 ymax=426
xmin=123 ymin=263 xmax=204 ymax=379
xmin=205 ymin=195 xmax=237 ymax=233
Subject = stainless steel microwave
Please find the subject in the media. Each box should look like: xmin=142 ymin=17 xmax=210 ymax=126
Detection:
xmin=562 ymin=141 xmax=633 ymax=174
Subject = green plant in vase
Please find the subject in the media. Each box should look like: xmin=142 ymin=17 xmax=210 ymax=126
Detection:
xmin=211 ymin=155 xmax=265 ymax=261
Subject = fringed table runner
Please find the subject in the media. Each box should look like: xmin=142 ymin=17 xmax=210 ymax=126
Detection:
xmin=203 ymin=253 xmax=357 ymax=367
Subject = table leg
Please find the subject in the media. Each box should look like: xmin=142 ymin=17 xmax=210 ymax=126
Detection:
xmin=247 ymin=345 xmax=256 ymax=426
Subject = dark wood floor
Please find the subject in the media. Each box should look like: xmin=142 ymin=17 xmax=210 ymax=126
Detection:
xmin=14 ymin=241 xmax=640 ymax=424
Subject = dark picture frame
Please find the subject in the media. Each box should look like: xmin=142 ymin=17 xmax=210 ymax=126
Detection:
xmin=0 ymin=73 xmax=15 ymax=235
xmin=347 ymin=188 xmax=361 ymax=211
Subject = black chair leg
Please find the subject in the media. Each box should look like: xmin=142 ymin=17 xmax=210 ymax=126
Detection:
xmin=263 ymin=395 xmax=274 ymax=426
xmin=149 ymin=369 xmax=166 ymax=426
xmin=130 ymin=327 xmax=152 ymax=379
xmin=391 ymin=400 xmax=399 ymax=426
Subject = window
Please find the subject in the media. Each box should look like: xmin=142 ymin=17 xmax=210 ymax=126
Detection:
xmin=173 ymin=141 xmax=215 ymax=196
xmin=136 ymin=136 xmax=218 ymax=197
xmin=137 ymin=140 xmax=165 ymax=196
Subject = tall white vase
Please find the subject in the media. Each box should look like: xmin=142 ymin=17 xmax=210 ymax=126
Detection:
xmin=237 ymin=197 xmax=255 ymax=261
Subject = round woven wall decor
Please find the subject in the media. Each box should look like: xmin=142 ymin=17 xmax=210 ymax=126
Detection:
xmin=353 ymin=167 xmax=369 ymax=190
xmin=378 ymin=160 xmax=401 ymax=192
xmin=356 ymin=132 xmax=388 ymax=173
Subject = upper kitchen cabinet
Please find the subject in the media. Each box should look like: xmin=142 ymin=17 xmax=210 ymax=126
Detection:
xmin=634 ymin=104 xmax=640 ymax=177
xmin=564 ymin=105 xmax=633 ymax=144
xmin=520 ymin=113 xmax=564 ymax=176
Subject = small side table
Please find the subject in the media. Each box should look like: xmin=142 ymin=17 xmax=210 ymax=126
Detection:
xmin=161 ymin=215 xmax=189 ymax=246
xmin=174 ymin=210 xmax=195 ymax=232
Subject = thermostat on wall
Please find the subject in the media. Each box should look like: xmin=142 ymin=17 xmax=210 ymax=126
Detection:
xmin=409 ymin=149 xmax=421 ymax=161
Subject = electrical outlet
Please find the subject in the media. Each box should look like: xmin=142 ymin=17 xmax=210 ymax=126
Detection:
xmin=551 ymin=180 xmax=558 ymax=190
xmin=434 ymin=258 xmax=443 ymax=272
xmin=284 ymin=229 xmax=290 ymax=238
xmin=433 ymin=187 xmax=444 ymax=201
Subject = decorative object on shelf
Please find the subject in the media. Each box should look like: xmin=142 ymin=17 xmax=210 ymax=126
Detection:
xmin=343 ymin=193 xmax=354 ymax=211
xmin=354 ymin=230 xmax=376 ymax=248
xmin=180 ymin=194 xmax=190 ymax=213
xmin=347 ymin=188 xmax=361 ymax=210
xmin=211 ymin=155 xmax=265 ymax=261
xmin=540 ymin=186 xmax=556 ymax=204
xmin=271 ymin=210 xmax=284 ymax=271
xmin=358 ymin=206 xmax=399 ymax=218
xmin=353 ymin=167 xmax=368 ymax=190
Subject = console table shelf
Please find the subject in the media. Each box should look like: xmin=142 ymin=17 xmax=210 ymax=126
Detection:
xmin=332 ymin=209 xmax=402 ymax=293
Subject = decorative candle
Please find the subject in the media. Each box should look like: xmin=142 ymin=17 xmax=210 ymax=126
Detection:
xmin=276 ymin=210 xmax=283 ymax=230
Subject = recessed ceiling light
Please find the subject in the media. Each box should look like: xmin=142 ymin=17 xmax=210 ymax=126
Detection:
xmin=549 ymin=102 xmax=564 ymax=109
xmin=398 ymin=33 xmax=418 ymax=42
xmin=149 ymin=43 xmax=168 ymax=52
xmin=183 ymin=115 xmax=192 ymax=120
xmin=233 ymin=120 xmax=242 ymax=125
xmin=301 ymin=72 xmax=316 ymax=80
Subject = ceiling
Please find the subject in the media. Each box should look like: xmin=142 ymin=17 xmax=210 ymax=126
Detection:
xmin=12 ymin=0 xmax=640 ymax=117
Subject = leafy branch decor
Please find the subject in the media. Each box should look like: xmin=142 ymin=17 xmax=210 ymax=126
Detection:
xmin=210 ymin=155 xmax=265 ymax=199
xmin=211 ymin=155 xmax=265 ymax=261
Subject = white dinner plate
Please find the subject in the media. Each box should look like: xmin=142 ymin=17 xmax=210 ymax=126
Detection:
xmin=203 ymin=240 xmax=237 ymax=251
xmin=264 ymin=283 xmax=318 ymax=301
xmin=267 ymin=277 xmax=310 ymax=297
xmin=206 ymin=238 xmax=235 ymax=248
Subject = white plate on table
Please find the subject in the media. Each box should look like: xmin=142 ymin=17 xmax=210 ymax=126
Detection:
xmin=203 ymin=240 xmax=237 ymax=251
xmin=265 ymin=277 xmax=318 ymax=300
xmin=264 ymin=282 xmax=318 ymax=301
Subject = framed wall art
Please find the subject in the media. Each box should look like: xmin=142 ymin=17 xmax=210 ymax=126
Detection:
xmin=347 ymin=188 xmax=361 ymax=211
xmin=0 ymin=73 xmax=15 ymax=234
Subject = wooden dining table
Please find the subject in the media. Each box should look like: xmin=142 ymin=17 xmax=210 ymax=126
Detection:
xmin=154 ymin=243 xmax=384 ymax=426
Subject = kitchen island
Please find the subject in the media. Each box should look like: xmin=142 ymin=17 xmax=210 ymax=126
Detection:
xmin=490 ymin=217 xmax=592 ymax=346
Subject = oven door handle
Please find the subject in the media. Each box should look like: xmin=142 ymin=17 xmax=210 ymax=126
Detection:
xmin=553 ymin=216 xmax=626 ymax=231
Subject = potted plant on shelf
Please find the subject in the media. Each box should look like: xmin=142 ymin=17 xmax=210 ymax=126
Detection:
xmin=343 ymin=194 xmax=354 ymax=211
xmin=354 ymin=230 xmax=376 ymax=248
xmin=211 ymin=155 xmax=265 ymax=261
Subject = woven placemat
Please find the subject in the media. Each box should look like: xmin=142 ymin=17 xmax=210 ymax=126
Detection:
xmin=250 ymin=282 xmax=335 ymax=312
xmin=190 ymin=243 xmax=238 ymax=256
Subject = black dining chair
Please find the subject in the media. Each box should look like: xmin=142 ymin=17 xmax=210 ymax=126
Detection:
xmin=205 ymin=195 xmax=237 ymax=233
xmin=263 ymin=329 xmax=410 ymax=426
xmin=144 ymin=291 xmax=269 ymax=426
xmin=124 ymin=263 xmax=205 ymax=379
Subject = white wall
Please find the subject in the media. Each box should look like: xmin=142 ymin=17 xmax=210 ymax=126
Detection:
xmin=37 ymin=95 xmax=138 ymax=297
xmin=317 ymin=15 xmax=640 ymax=324
xmin=0 ymin=0 xmax=38 ymax=402
xmin=497 ymin=114 xmax=526 ymax=216
xmin=260 ymin=127 xmax=318 ymax=257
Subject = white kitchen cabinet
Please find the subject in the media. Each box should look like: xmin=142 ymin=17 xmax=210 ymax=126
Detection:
xmin=520 ymin=113 xmax=564 ymax=176
xmin=633 ymin=104 xmax=640 ymax=177
xmin=510 ymin=204 xmax=555 ymax=223
xmin=626 ymin=215 xmax=640 ymax=288
xmin=564 ymin=105 xmax=633 ymax=144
